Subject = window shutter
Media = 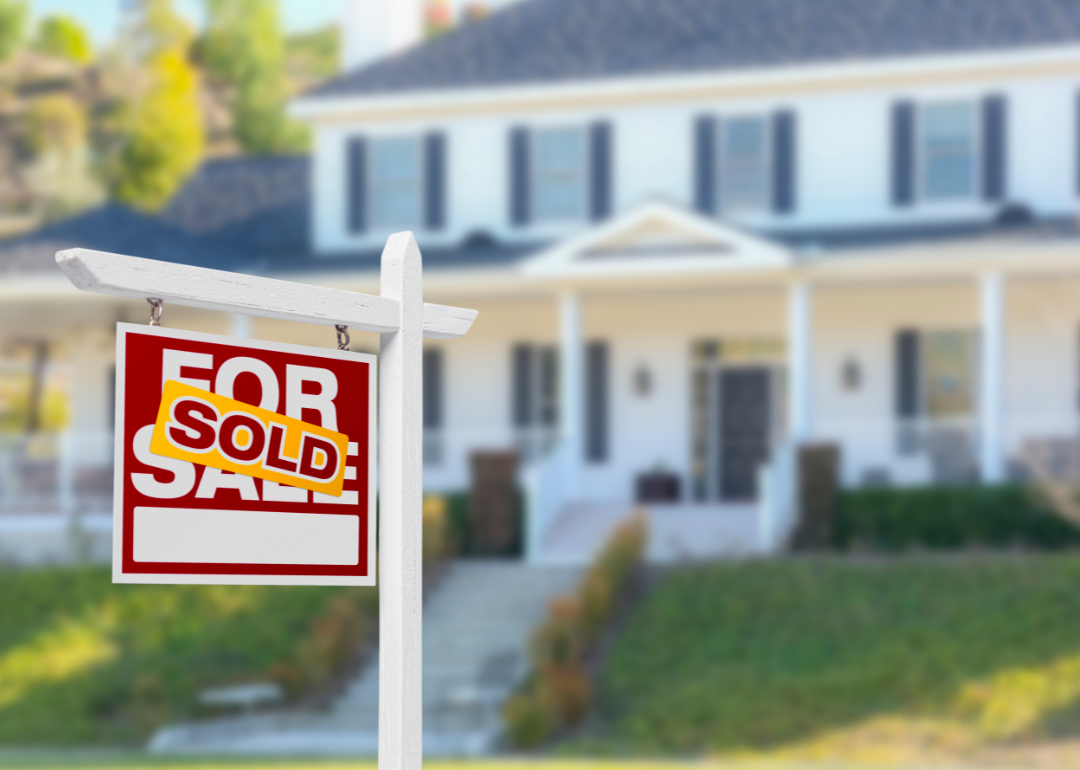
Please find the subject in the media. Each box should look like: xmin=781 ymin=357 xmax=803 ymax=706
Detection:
xmin=423 ymin=348 xmax=443 ymax=430
xmin=509 ymin=127 xmax=530 ymax=226
xmin=512 ymin=344 xmax=534 ymax=427
xmin=982 ymin=95 xmax=1007 ymax=202
xmin=772 ymin=110 xmax=796 ymax=214
xmin=693 ymin=115 xmax=716 ymax=214
xmin=589 ymin=122 xmax=613 ymax=221
xmin=586 ymin=341 xmax=609 ymax=463
xmin=424 ymin=132 xmax=446 ymax=230
xmin=895 ymin=329 xmax=920 ymax=419
xmin=347 ymin=136 xmax=367 ymax=233
xmin=891 ymin=102 xmax=915 ymax=207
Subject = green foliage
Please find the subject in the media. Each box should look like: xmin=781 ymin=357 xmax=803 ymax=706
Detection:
xmin=587 ymin=556 xmax=1080 ymax=759
xmin=34 ymin=15 xmax=93 ymax=64
xmin=0 ymin=565 xmax=376 ymax=745
xmin=833 ymin=484 xmax=1080 ymax=551
xmin=285 ymin=25 xmax=340 ymax=82
xmin=112 ymin=47 xmax=204 ymax=211
xmin=442 ymin=489 xmax=525 ymax=557
xmin=201 ymin=0 xmax=307 ymax=154
xmin=0 ymin=0 xmax=26 ymax=61
xmin=25 ymin=94 xmax=87 ymax=156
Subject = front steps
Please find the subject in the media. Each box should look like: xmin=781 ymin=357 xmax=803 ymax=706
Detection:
xmin=150 ymin=559 xmax=580 ymax=756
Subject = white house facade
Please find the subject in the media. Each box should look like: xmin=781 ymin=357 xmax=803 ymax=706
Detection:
xmin=4 ymin=0 xmax=1080 ymax=563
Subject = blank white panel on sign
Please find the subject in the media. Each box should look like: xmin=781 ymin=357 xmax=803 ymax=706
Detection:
xmin=133 ymin=507 xmax=360 ymax=565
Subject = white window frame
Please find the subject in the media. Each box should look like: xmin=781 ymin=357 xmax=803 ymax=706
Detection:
xmin=717 ymin=114 xmax=772 ymax=215
xmin=368 ymin=135 xmax=423 ymax=230
xmin=531 ymin=126 xmax=588 ymax=223
xmin=916 ymin=99 xmax=980 ymax=204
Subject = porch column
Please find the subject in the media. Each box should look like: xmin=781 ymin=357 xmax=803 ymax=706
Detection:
xmin=230 ymin=313 xmax=251 ymax=339
xmin=787 ymin=280 xmax=813 ymax=444
xmin=980 ymin=272 xmax=1005 ymax=483
xmin=559 ymin=290 xmax=583 ymax=498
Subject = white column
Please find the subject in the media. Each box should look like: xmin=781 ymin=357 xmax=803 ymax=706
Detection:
xmin=559 ymin=291 xmax=583 ymax=499
xmin=787 ymin=281 xmax=813 ymax=444
xmin=980 ymin=272 xmax=1005 ymax=483
xmin=379 ymin=233 xmax=424 ymax=770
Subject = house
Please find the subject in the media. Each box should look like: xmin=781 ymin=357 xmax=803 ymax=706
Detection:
xmin=4 ymin=0 xmax=1080 ymax=563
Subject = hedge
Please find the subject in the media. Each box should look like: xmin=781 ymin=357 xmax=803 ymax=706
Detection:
xmin=833 ymin=484 xmax=1080 ymax=551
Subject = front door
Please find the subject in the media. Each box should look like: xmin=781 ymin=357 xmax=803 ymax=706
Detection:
xmin=718 ymin=367 xmax=771 ymax=501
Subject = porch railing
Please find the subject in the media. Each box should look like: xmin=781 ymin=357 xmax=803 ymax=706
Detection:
xmin=0 ymin=431 xmax=113 ymax=516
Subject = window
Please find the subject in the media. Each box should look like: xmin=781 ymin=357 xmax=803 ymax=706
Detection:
xmin=719 ymin=116 xmax=770 ymax=213
xmin=423 ymin=349 xmax=443 ymax=466
xmin=369 ymin=137 xmax=422 ymax=229
xmin=532 ymin=127 xmax=587 ymax=222
xmin=511 ymin=344 xmax=559 ymax=460
xmin=919 ymin=101 xmax=978 ymax=201
xmin=922 ymin=330 xmax=977 ymax=418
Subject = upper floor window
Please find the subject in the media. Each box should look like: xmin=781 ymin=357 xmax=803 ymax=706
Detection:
xmin=509 ymin=122 xmax=612 ymax=227
xmin=346 ymin=132 xmax=445 ymax=234
xmin=533 ymin=127 xmax=588 ymax=222
xmin=919 ymin=101 xmax=978 ymax=202
xmin=370 ymin=137 xmax=422 ymax=229
xmin=718 ymin=116 xmax=771 ymax=213
xmin=693 ymin=111 xmax=796 ymax=217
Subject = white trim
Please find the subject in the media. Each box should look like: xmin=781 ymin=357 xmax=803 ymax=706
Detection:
xmin=292 ymin=42 xmax=1080 ymax=122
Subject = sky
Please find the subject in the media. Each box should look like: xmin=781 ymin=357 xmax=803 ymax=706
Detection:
xmin=29 ymin=0 xmax=344 ymax=46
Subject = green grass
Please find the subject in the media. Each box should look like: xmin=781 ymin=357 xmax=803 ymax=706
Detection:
xmin=0 ymin=566 xmax=376 ymax=746
xmin=586 ymin=555 xmax=1080 ymax=763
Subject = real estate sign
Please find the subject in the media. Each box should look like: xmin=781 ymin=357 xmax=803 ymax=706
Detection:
xmin=113 ymin=323 xmax=376 ymax=586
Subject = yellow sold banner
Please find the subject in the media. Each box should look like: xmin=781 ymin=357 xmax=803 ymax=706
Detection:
xmin=150 ymin=380 xmax=349 ymax=496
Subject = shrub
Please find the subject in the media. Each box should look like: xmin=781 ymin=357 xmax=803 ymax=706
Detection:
xmin=423 ymin=494 xmax=451 ymax=561
xmin=503 ymin=689 xmax=554 ymax=748
xmin=505 ymin=511 xmax=648 ymax=747
xmin=834 ymin=484 xmax=1080 ymax=551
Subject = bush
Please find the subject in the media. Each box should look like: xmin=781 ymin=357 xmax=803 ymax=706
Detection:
xmin=505 ymin=511 xmax=648 ymax=747
xmin=423 ymin=494 xmax=451 ymax=561
xmin=834 ymin=484 xmax=1080 ymax=551
xmin=503 ymin=689 xmax=554 ymax=748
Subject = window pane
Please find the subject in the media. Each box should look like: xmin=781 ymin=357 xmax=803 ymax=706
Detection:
xmin=923 ymin=330 xmax=976 ymax=418
xmin=719 ymin=116 xmax=769 ymax=213
xmin=921 ymin=102 xmax=976 ymax=201
xmin=533 ymin=127 xmax=586 ymax=222
xmin=370 ymin=137 xmax=421 ymax=228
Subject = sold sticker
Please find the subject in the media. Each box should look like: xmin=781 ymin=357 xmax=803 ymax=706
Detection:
xmin=150 ymin=380 xmax=349 ymax=497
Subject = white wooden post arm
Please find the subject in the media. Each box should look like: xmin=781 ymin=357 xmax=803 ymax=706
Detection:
xmin=55 ymin=247 xmax=478 ymax=339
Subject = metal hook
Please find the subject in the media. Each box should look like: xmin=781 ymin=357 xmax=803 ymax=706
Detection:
xmin=335 ymin=324 xmax=350 ymax=351
xmin=147 ymin=298 xmax=163 ymax=326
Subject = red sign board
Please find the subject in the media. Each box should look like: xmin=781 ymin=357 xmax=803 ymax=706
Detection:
xmin=114 ymin=324 xmax=376 ymax=586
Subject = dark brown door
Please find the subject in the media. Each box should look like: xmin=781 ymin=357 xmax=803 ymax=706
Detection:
xmin=719 ymin=367 xmax=771 ymax=501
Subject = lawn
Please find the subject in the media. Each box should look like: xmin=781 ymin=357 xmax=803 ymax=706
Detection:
xmin=585 ymin=554 xmax=1080 ymax=765
xmin=0 ymin=566 xmax=376 ymax=746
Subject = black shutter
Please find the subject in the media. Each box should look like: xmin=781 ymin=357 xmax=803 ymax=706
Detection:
xmin=347 ymin=136 xmax=367 ymax=233
xmin=509 ymin=127 xmax=530 ymax=226
xmin=423 ymin=348 xmax=443 ymax=430
xmin=895 ymin=329 xmax=920 ymax=418
xmin=512 ymin=344 xmax=533 ymax=427
xmin=589 ymin=121 xmax=613 ymax=221
xmin=891 ymin=101 xmax=915 ymax=207
xmin=424 ymin=132 xmax=446 ymax=230
xmin=586 ymin=341 xmax=609 ymax=463
xmin=772 ymin=110 xmax=796 ymax=214
xmin=694 ymin=115 xmax=716 ymax=214
xmin=1076 ymin=92 xmax=1080 ymax=196
xmin=982 ymin=95 xmax=1007 ymax=202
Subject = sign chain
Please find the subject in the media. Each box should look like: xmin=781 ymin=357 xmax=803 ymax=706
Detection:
xmin=147 ymin=298 xmax=163 ymax=326
xmin=335 ymin=324 xmax=350 ymax=350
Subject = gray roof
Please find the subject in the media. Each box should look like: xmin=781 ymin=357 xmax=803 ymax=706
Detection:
xmin=309 ymin=0 xmax=1080 ymax=99
xmin=0 ymin=203 xmax=254 ymax=278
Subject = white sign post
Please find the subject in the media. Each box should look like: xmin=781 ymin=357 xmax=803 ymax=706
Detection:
xmin=56 ymin=232 xmax=474 ymax=769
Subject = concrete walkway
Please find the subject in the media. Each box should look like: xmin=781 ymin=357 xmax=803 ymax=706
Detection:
xmin=150 ymin=560 xmax=580 ymax=756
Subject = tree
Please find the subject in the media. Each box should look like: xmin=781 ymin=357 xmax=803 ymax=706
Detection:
xmin=34 ymin=15 xmax=93 ymax=64
xmin=0 ymin=0 xmax=26 ymax=61
xmin=201 ymin=0 xmax=307 ymax=154
xmin=24 ymin=95 xmax=105 ymax=219
xmin=108 ymin=0 xmax=204 ymax=210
